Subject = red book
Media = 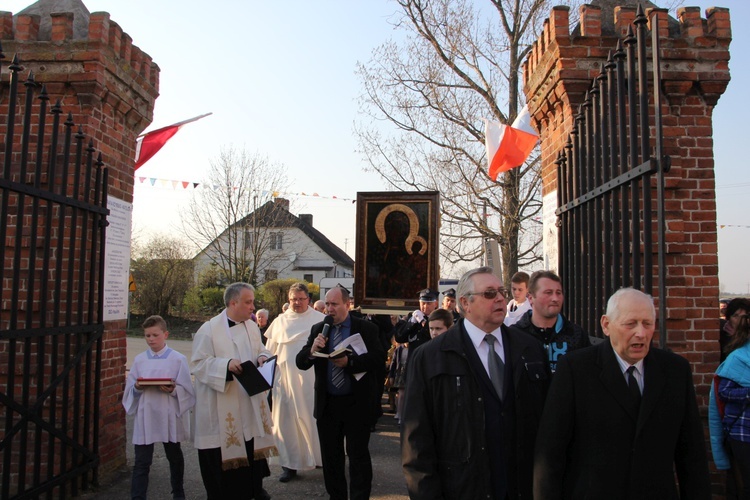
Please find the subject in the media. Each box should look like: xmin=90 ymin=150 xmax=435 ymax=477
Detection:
xmin=137 ymin=377 xmax=174 ymax=386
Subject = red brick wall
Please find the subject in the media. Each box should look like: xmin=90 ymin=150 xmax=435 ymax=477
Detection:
xmin=523 ymin=4 xmax=730 ymax=496
xmin=1 ymin=7 xmax=158 ymax=484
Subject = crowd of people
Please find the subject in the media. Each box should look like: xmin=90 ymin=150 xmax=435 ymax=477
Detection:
xmin=124 ymin=268 xmax=740 ymax=500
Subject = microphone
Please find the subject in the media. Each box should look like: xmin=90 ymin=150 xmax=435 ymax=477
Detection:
xmin=321 ymin=315 xmax=334 ymax=339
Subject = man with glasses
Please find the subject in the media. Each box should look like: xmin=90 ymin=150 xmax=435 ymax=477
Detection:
xmin=296 ymin=285 xmax=385 ymax=500
xmin=263 ymin=283 xmax=324 ymax=483
xmin=509 ymin=271 xmax=590 ymax=374
xmin=401 ymin=267 xmax=549 ymax=500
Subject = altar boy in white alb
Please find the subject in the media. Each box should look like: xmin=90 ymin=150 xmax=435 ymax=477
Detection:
xmin=123 ymin=315 xmax=195 ymax=500
xmin=191 ymin=282 xmax=274 ymax=500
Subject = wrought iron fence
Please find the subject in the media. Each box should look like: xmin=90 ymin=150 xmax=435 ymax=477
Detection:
xmin=556 ymin=7 xmax=668 ymax=344
xmin=0 ymin=44 xmax=109 ymax=499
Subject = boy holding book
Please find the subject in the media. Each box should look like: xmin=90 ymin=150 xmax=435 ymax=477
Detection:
xmin=123 ymin=315 xmax=195 ymax=500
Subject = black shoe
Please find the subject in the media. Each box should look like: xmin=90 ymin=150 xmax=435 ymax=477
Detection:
xmin=256 ymin=488 xmax=271 ymax=500
xmin=279 ymin=467 xmax=297 ymax=483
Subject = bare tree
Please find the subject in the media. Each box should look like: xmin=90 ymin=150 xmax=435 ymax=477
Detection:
xmin=130 ymin=235 xmax=195 ymax=317
xmin=182 ymin=147 xmax=292 ymax=285
xmin=356 ymin=0 xmax=552 ymax=282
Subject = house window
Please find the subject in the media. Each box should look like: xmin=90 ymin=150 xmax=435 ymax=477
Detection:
xmin=270 ymin=232 xmax=283 ymax=250
xmin=264 ymin=269 xmax=278 ymax=282
xmin=304 ymin=274 xmax=313 ymax=283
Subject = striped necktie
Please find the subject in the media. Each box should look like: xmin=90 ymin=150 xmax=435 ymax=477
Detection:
xmin=331 ymin=325 xmax=345 ymax=389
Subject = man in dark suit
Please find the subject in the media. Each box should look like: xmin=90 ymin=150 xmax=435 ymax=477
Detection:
xmin=533 ymin=288 xmax=711 ymax=500
xmin=401 ymin=267 xmax=550 ymax=499
xmin=296 ymin=285 xmax=385 ymax=500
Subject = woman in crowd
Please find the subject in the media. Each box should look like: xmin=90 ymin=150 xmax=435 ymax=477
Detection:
xmin=720 ymin=298 xmax=750 ymax=362
xmin=710 ymin=309 xmax=750 ymax=499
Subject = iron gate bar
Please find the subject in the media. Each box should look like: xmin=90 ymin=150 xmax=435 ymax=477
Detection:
xmin=0 ymin=176 xmax=111 ymax=213
xmin=615 ymin=39 xmax=630 ymax=288
xmin=605 ymin=52 xmax=622 ymax=291
xmin=588 ymin=78 xmax=605 ymax=320
xmin=625 ymin=25 xmax=642 ymax=291
xmin=652 ymin=13 xmax=668 ymax=348
xmin=14 ymin=71 xmax=37 ymax=493
xmin=599 ymin=62 xmax=614 ymax=306
xmin=556 ymin=159 xmax=656 ymax=213
xmin=636 ymin=11 xmax=653 ymax=295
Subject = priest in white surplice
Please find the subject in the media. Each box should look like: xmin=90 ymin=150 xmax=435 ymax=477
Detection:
xmin=191 ymin=282 xmax=273 ymax=500
xmin=264 ymin=282 xmax=324 ymax=483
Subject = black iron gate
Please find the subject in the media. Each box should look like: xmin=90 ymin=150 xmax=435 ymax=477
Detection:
xmin=556 ymin=6 xmax=669 ymax=344
xmin=0 ymin=46 xmax=109 ymax=499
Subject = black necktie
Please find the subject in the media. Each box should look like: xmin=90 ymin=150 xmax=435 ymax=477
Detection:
xmin=484 ymin=335 xmax=505 ymax=401
xmin=627 ymin=366 xmax=641 ymax=406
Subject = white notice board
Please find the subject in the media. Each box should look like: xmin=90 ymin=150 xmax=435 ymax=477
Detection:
xmin=103 ymin=196 xmax=132 ymax=321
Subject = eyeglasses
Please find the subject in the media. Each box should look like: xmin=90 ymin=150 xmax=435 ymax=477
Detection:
xmin=289 ymin=298 xmax=308 ymax=303
xmin=466 ymin=288 xmax=510 ymax=301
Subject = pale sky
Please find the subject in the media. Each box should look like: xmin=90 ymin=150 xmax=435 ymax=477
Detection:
xmin=5 ymin=0 xmax=749 ymax=293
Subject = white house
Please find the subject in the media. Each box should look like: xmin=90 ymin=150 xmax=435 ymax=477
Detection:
xmin=193 ymin=198 xmax=353 ymax=286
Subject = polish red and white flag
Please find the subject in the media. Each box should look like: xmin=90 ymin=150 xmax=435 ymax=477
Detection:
xmin=134 ymin=113 xmax=212 ymax=170
xmin=484 ymin=105 xmax=538 ymax=180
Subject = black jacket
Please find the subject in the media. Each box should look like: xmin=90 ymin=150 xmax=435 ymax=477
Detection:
xmin=295 ymin=315 xmax=385 ymax=425
xmin=394 ymin=314 xmax=431 ymax=352
xmin=510 ymin=311 xmax=590 ymax=373
xmin=401 ymin=319 xmax=549 ymax=499
xmin=534 ymin=339 xmax=710 ymax=500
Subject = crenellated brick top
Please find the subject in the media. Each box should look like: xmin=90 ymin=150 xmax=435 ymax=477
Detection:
xmin=523 ymin=4 xmax=731 ymax=93
xmin=0 ymin=9 xmax=159 ymax=91
xmin=522 ymin=3 xmax=732 ymax=137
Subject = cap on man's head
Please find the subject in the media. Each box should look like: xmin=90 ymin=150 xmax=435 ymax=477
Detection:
xmin=443 ymin=288 xmax=456 ymax=298
xmin=419 ymin=288 xmax=438 ymax=302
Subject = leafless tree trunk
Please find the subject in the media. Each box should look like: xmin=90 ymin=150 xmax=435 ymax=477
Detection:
xmin=356 ymin=0 xmax=551 ymax=282
xmin=182 ymin=147 xmax=290 ymax=285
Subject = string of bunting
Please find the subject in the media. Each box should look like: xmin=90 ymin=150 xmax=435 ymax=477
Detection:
xmin=134 ymin=175 xmax=356 ymax=202
xmin=719 ymin=225 xmax=750 ymax=229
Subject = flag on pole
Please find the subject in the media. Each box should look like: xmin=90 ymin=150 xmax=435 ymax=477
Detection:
xmin=484 ymin=105 xmax=539 ymax=180
xmin=134 ymin=113 xmax=212 ymax=170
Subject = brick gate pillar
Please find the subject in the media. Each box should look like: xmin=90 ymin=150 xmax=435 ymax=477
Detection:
xmin=1 ymin=1 xmax=158 ymax=480
xmin=522 ymin=2 xmax=730 ymax=494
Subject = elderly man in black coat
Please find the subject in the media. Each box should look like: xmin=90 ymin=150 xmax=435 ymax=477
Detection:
xmin=401 ymin=267 xmax=549 ymax=499
xmin=533 ymin=287 xmax=710 ymax=500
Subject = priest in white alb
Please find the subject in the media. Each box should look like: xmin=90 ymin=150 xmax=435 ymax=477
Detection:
xmin=191 ymin=282 xmax=273 ymax=500
xmin=264 ymin=282 xmax=324 ymax=483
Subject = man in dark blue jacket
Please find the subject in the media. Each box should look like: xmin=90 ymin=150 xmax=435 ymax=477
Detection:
xmin=509 ymin=270 xmax=590 ymax=374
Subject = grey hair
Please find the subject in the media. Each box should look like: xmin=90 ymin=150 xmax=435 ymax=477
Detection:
xmin=224 ymin=282 xmax=254 ymax=306
xmin=605 ymin=288 xmax=655 ymax=322
xmin=456 ymin=266 xmax=494 ymax=314
xmin=256 ymin=308 xmax=269 ymax=318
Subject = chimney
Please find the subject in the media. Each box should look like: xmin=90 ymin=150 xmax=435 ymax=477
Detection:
xmin=274 ymin=197 xmax=290 ymax=211
xmin=299 ymin=214 xmax=313 ymax=227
